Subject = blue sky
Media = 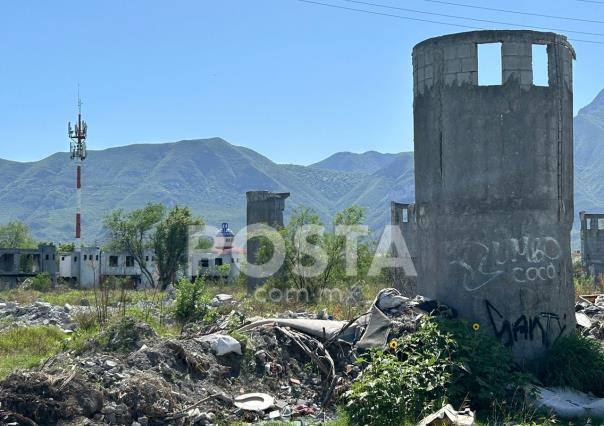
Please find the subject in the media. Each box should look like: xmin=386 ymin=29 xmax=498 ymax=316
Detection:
xmin=0 ymin=0 xmax=603 ymax=165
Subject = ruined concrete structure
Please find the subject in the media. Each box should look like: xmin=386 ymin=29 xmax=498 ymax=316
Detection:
xmin=391 ymin=202 xmax=418 ymax=266
xmin=412 ymin=30 xmax=576 ymax=359
xmin=0 ymin=245 xmax=58 ymax=288
xmin=580 ymin=212 xmax=604 ymax=280
xmin=246 ymin=191 xmax=290 ymax=290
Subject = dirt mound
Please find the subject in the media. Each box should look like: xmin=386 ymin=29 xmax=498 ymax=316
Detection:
xmin=0 ymin=371 xmax=103 ymax=425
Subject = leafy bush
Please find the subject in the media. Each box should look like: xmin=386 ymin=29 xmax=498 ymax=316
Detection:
xmin=30 ymin=273 xmax=52 ymax=292
xmin=535 ymin=334 xmax=604 ymax=396
xmin=344 ymin=316 xmax=528 ymax=425
xmin=173 ymin=277 xmax=210 ymax=324
xmin=345 ymin=319 xmax=458 ymax=425
xmin=437 ymin=317 xmax=526 ymax=411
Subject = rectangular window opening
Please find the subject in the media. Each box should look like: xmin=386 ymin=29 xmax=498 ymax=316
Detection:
xmin=402 ymin=208 xmax=409 ymax=223
xmin=532 ymin=44 xmax=549 ymax=87
xmin=126 ymin=256 xmax=135 ymax=267
xmin=478 ymin=43 xmax=502 ymax=86
xmin=109 ymin=256 xmax=118 ymax=267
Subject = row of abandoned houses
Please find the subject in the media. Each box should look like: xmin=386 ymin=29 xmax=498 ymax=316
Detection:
xmin=0 ymin=222 xmax=239 ymax=289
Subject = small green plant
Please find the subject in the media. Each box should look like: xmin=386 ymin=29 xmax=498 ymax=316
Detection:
xmin=173 ymin=276 xmax=210 ymax=324
xmin=535 ymin=334 xmax=604 ymax=397
xmin=344 ymin=319 xmax=458 ymax=425
xmin=73 ymin=310 xmax=98 ymax=332
xmin=30 ymin=272 xmax=52 ymax=292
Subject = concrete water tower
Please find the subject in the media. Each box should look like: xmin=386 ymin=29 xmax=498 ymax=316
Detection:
xmin=412 ymin=30 xmax=576 ymax=360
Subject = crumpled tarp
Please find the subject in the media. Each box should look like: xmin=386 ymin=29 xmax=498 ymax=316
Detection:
xmin=238 ymin=288 xmax=417 ymax=350
xmin=535 ymin=387 xmax=604 ymax=419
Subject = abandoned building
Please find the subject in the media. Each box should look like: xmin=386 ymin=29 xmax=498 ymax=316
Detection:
xmin=246 ymin=190 xmax=290 ymax=290
xmin=188 ymin=222 xmax=241 ymax=281
xmin=59 ymin=247 xmax=158 ymax=288
xmin=411 ymin=30 xmax=576 ymax=360
xmin=580 ymin=211 xmax=604 ymax=280
xmin=0 ymin=245 xmax=58 ymax=288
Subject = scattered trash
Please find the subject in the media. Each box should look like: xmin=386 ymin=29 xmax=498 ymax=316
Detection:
xmin=0 ymin=289 xmax=426 ymax=424
xmin=197 ymin=333 xmax=242 ymax=356
xmin=234 ymin=393 xmax=275 ymax=411
xmin=211 ymin=293 xmax=234 ymax=306
xmin=576 ymin=311 xmax=592 ymax=329
xmin=418 ymin=404 xmax=475 ymax=426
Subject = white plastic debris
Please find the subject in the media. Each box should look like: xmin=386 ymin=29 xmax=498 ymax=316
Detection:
xmin=211 ymin=293 xmax=233 ymax=306
xmin=576 ymin=312 xmax=592 ymax=328
xmin=418 ymin=404 xmax=475 ymax=426
xmin=233 ymin=392 xmax=275 ymax=411
xmin=376 ymin=288 xmax=409 ymax=310
xmin=197 ymin=334 xmax=242 ymax=356
xmin=536 ymin=387 xmax=604 ymax=419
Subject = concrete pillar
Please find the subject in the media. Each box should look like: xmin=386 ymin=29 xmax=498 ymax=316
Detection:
xmin=413 ymin=30 xmax=576 ymax=360
xmin=246 ymin=191 xmax=290 ymax=291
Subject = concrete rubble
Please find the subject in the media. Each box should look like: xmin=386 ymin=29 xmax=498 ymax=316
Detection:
xmin=2 ymin=288 xmax=602 ymax=424
xmin=575 ymin=294 xmax=604 ymax=339
xmin=0 ymin=288 xmax=430 ymax=425
xmin=0 ymin=300 xmax=84 ymax=332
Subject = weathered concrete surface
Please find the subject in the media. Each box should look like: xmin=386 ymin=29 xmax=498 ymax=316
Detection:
xmin=391 ymin=202 xmax=418 ymax=266
xmin=0 ymin=244 xmax=58 ymax=288
xmin=246 ymin=191 xmax=290 ymax=291
xmin=413 ymin=30 xmax=576 ymax=360
xmin=580 ymin=212 xmax=604 ymax=280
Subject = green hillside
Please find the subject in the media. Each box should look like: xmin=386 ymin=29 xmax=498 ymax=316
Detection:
xmin=0 ymin=89 xmax=603 ymax=246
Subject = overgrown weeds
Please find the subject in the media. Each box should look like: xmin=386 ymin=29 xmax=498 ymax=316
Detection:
xmin=0 ymin=326 xmax=67 ymax=379
xmin=344 ymin=315 xmax=532 ymax=425
xmin=533 ymin=334 xmax=604 ymax=397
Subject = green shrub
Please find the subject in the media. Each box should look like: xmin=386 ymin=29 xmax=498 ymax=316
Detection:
xmin=436 ymin=317 xmax=526 ymax=411
xmin=173 ymin=277 xmax=210 ymax=324
xmin=30 ymin=273 xmax=52 ymax=292
xmin=344 ymin=316 xmax=529 ymax=425
xmin=345 ymin=319 xmax=458 ymax=425
xmin=535 ymin=334 xmax=604 ymax=396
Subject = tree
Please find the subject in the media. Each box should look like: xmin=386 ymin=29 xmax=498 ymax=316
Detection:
xmin=263 ymin=205 xmax=369 ymax=301
xmin=58 ymin=242 xmax=75 ymax=252
xmin=153 ymin=206 xmax=202 ymax=290
xmin=0 ymin=221 xmax=37 ymax=248
xmin=103 ymin=203 xmax=165 ymax=288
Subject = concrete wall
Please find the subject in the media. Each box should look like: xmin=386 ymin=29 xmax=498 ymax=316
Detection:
xmin=0 ymin=245 xmax=58 ymax=288
xmin=59 ymin=248 xmax=157 ymax=288
xmin=246 ymin=191 xmax=290 ymax=290
xmin=413 ymin=30 xmax=576 ymax=360
xmin=580 ymin=212 xmax=604 ymax=279
xmin=391 ymin=202 xmax=419 ymax=266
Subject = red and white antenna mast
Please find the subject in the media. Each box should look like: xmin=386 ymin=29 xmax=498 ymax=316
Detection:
xmin=68 ymin=91 xmax=87 ymax=248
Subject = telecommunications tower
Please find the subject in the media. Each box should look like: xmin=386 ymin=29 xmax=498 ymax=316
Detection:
xmin=68 ymin=95 xmax=87 ymax=248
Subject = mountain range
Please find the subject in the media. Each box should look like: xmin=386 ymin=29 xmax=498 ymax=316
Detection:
xmin=0 ymin=89 xmax=603 ymax=247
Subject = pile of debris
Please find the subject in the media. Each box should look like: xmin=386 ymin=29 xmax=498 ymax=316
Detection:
xmin=0 ymin=288 xmax=430 ymax=425
xmin=0 ymin=300 xmax=83 ymax=332
xmin=575 ymin=294 xmax=604 ymax=338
